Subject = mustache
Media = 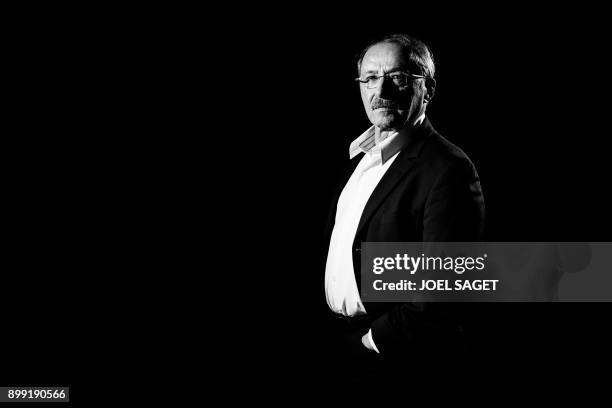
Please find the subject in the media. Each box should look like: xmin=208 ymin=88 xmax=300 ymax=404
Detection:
xmin=371 ymin=98 xmax=400 ymax=109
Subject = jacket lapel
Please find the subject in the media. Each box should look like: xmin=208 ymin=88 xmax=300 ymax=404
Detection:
xmin=355 ymin=118 xmax=435 ymax=239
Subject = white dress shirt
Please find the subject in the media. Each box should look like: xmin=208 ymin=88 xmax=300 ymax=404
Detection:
xmin=325 ymin=115 xmax=425 ymax=353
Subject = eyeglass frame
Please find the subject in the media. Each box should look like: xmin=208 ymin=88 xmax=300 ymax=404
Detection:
xmin=355 ymin=71 xmax=426 ymax=89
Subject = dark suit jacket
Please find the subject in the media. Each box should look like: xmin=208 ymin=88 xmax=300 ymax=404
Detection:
xmin=324 ymin=117 xmax=485 ymax=356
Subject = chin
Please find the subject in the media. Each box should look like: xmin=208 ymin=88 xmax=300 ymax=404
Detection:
xmin=373 ymin=112 xmax=404 ymax=131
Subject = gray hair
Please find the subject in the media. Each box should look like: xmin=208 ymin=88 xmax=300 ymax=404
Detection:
xmin=356 ymin=34 xmax=435 ymax=79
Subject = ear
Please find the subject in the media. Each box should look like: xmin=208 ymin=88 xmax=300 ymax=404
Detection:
xmin=424 ymin=77 xmax=436 ymax=104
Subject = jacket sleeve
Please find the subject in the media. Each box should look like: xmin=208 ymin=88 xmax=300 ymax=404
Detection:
xmin=422 ymin=157 xmax=485 ymax=242
xmin=369 ymin=157 xmax=485 ymax=355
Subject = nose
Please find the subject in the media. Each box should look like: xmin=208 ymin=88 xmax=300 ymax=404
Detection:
xmin=374 ymin=75 xmax=395 ymax=99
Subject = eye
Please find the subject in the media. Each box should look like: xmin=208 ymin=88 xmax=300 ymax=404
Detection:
xmin=389 ymin=73 xmax=406 ymax=85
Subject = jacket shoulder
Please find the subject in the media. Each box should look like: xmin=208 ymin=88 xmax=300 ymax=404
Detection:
xmin=420 ymin=130 xmax=478 ymax=174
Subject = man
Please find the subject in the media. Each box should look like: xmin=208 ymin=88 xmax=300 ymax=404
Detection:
xmin=322 ymin=34 xmax=485 ymax=381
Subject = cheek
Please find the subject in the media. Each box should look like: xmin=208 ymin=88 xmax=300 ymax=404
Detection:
xmin=360 ymin=90 xmax=370 ymax=105
xmin=399 ymin=91 xmax=422 ymax=109
xmin=411 ymin=86 xmax=426 ymax=102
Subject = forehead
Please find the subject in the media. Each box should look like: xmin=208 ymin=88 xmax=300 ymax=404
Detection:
xmin=361 ymin=42 xmax=408 ymax=74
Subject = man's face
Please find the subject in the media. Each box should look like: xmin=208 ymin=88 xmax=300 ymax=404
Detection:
xmin=359 ymin=42 xmax=428 ymax=131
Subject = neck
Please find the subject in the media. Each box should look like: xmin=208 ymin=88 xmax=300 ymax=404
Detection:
xmin=374 ymin=127 xmax=391 ymax=144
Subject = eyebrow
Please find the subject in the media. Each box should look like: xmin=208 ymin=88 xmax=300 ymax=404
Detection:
xmin=362 ymin=67 xmax=405 ymax=75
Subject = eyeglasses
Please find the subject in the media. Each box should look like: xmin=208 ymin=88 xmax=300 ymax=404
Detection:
xmin=355 ymin=71 xmax=425 ymax=89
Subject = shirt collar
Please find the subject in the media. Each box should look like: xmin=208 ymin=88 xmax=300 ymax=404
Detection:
xmin=349 ymin=113 xmax=426 ymax=164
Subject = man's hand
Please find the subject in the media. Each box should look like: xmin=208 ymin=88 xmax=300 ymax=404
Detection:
xmin=361 ymin=332 xmax=375 ymax=351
